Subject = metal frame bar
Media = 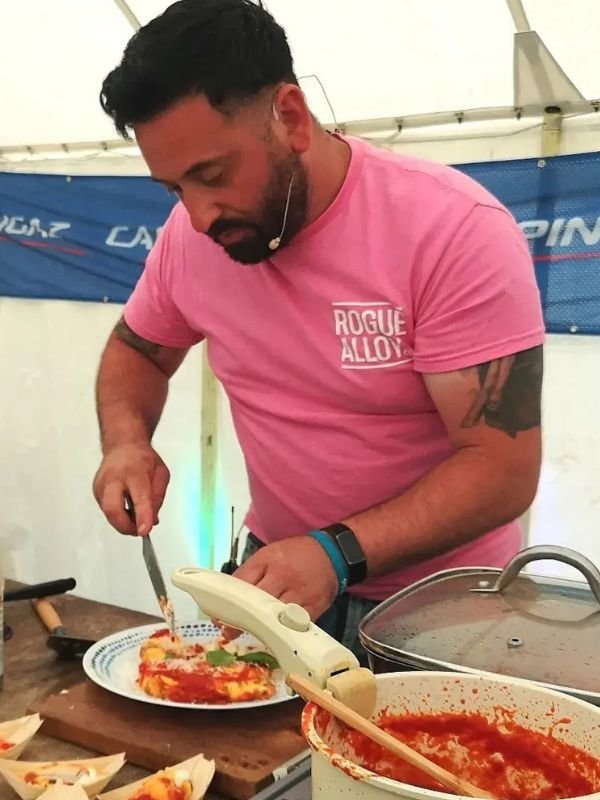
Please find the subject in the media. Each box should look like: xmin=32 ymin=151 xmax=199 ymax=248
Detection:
xmin=112 ymin=0 xmax=141 ymax=31
xmin=3 ymin=100 xmax=600 ymax=160
xmin=505 ymin=0 xmax=531 ymax=33
xmin=200 ymin=347 xmax=219 ymax=569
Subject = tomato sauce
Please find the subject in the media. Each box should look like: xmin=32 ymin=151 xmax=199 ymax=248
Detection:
xmin=138 ymin=660 xmax=273 ymax=704
xmin=0 ymin=739 xmax=12 ymax=751
xmin=321 ymin=710 xmax=600 ymax=800
xmin=149 ymin=629 xmax=170 ymax=640
xmin=134 ymin=791 xmax=187 ymax=800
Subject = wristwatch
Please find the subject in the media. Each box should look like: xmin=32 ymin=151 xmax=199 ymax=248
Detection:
xmin=321 ymin=523 xmax=368 ymax=586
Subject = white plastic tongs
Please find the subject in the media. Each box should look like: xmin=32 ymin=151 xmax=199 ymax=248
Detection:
xmin=171 ymin=567 xmax=377 ymax=718
xmin=171 ymin=569 xmax=495 ymax=798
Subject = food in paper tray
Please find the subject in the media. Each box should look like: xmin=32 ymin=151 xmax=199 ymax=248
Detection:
xmin=0 ymin=754 xmax=126 ymax=800
xmin=37 ymin=785 xmax=88 ymax=800
xmin=97 ymin=755 xmax=215 ymax=800
xmin=23 ymin=766 xmax=98 ymax=789
xmin=0 ymin=714 xmax=44 ymax=760
xmin=137 ymin=628 xmax=279 ymax=704
xmin=324 ymin=707 xmax=600 ymax=800
xmin=127 ymin=767 xmax=192 ymax=800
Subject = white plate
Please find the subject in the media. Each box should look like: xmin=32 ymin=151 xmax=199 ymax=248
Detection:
xmin=82 ymin=620 xmax=294 ymax=710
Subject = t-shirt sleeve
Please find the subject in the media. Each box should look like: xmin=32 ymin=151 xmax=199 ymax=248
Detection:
xmin=123 ymin=206 xmax=204 ymax=348
xmin=412 ymin=204 xmax=545 ymax=373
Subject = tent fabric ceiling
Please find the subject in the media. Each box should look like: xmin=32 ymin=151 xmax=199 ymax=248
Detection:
xmin=2 ymin=0 xmax=600 ymax=149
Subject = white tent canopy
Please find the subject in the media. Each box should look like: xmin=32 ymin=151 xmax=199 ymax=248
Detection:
xmin=3 ymin=0 xmax=600 ymax=154
xmin=2 ymin=1 xmax=600 ymax=617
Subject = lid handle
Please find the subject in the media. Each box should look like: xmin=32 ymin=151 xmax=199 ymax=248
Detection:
xmin=471 ymin=545 xmax=600 ymax=607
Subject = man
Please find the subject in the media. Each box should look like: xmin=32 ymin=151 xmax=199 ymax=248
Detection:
xmin=93 ymin=0 xmax=544 ymax=659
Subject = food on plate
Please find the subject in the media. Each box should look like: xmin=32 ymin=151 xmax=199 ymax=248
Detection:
xmin=326 ymin=708 xmax=600 ymax=800
xmin=127 ymin=767 xmax=192 ymax=800
xmin=0 ymin=740 xmax=13 ymax=752
xmin=137 ymin=628 xmax=279 ymax=704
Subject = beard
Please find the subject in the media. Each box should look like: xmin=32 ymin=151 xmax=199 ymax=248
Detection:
xmin=206 ymin=149 xmax=309 ymax=264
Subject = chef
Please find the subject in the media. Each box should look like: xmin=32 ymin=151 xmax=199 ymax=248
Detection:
xmin=92 ymin=0 xmax=544 ymax=660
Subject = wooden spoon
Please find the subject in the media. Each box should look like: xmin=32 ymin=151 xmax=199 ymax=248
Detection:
xmin=288 ymin=673 xmax=495 ymax=799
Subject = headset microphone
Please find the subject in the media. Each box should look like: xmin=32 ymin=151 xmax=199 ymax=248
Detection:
xmin=269 ymin=171 xmax=296 ymax=252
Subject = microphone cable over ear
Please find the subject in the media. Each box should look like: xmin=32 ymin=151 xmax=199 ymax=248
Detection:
xmin=269 ymin=171 xmax=296 ymax=251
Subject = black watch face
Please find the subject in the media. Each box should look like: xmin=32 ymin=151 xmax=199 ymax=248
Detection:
xmin=337 ymin=530 xmax=366 ymax=566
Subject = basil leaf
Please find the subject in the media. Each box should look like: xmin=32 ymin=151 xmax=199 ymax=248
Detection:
xmin=206 ymin=649 xmax=236 ymax=666
xmin=237 ymin=651 xmax=279 ymax=669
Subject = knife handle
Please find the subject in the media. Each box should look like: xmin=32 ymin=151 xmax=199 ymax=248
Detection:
xmin=32 ymin=598 xmax=65 ymax=635
xmin=124 ymin=494 xmax=136 ymax=522
xmin=4 ymin=578 xmax=76 ymax=603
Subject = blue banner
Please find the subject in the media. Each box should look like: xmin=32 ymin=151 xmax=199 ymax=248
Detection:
xmin=0 ymin=173 xmax=174 ymax=304
xmin=1 ymin=150 xmax=600 ymax=333
xmin=459 ymin=151 xmax=600 ymax=335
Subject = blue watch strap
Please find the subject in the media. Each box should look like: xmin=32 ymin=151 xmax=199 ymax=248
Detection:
xmin=308 ymin=530 xmax=349 ymax=595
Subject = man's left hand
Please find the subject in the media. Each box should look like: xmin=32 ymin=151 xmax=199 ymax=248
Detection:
xmin=233 ymin=535 xmax=338 ymax=620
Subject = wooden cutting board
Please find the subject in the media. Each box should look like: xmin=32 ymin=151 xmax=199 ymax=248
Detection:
xmin=29 ymin=681 xmax=308 ymax=800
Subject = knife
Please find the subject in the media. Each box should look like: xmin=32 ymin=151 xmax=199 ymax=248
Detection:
xmin=125 ymin=495 xmax=176 ymax=636
xmin=142 ymin=535 xmax=176 ymax=635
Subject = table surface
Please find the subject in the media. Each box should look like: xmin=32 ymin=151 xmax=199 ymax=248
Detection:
xmin=0 ymin=582 xmax=164 ymax=799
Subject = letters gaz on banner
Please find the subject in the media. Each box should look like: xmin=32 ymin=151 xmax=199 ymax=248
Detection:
xmin=1 ymin=150 xmax=600 ymax=334
xmin=0 ymin=172 xmax=174 ymax=303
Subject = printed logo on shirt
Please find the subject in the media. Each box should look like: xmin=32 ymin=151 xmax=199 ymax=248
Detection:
xmin=332 ymin=301 xmax=413 ymax=370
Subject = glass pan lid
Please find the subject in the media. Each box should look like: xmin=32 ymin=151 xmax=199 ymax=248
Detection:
xmin=360 ymin=546 xmax=600 ymax=696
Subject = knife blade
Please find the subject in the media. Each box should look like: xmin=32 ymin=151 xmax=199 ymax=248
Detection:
xmin=142 ymin=535 xmax=176 ymax=636
xmin=123 ymin=494 xmax=176 ymax=635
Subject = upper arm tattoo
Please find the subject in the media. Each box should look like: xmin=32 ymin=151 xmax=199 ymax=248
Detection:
xmin=460 ymin=345 xmax=543 ymax=438
xmin=114 ymin=316 xmax=162 ymax=359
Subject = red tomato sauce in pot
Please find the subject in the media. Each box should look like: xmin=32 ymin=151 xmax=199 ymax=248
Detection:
xmin=318 ymin=709 xmax=600 ymax=800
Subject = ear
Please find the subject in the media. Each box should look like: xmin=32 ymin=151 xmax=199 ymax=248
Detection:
xmin=272 ymin=84 xmax=312 ymax=154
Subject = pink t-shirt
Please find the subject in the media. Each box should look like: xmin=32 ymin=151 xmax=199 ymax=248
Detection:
xmin=125 ymin=135 xmax=544 ymax=602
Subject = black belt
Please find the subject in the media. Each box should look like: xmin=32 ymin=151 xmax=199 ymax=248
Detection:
xmin=246 ymin=531 xmax=265 ymax=549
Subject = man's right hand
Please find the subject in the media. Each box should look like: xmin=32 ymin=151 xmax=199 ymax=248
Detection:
xmin=93 ymin=443 xmax=170 ymax=537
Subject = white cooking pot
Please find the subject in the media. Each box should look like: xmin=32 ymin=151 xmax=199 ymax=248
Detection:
xmin=301 ymin=671 xmax=600 ymax=800
xmin=170 ymin=569 xmax=600 ymax=799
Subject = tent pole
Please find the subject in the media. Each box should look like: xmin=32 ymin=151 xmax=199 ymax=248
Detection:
xmin=112 ymin=0 xmax=141 ymax=31
xmin=522 ymin=103 xmax=563 ymax=548
xmin=504 ymin=0 xmax=531 ymax=33
xmin=541 ymin=106 xmax=563 ymax=157
xmin=200 ymin=346 xmax=219 ymax=570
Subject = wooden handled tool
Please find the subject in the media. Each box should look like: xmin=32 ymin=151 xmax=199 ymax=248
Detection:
xmin=32 ymin=598 xmax=64 ymax=632
xmin=287 ymin=673 xmax=495 ymax=799
xmin=31 ymin=599 xmax=95 ymax=659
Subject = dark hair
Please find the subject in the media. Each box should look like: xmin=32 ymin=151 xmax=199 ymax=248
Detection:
xmin=100 ymin=0 xmax=298 ymax=139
